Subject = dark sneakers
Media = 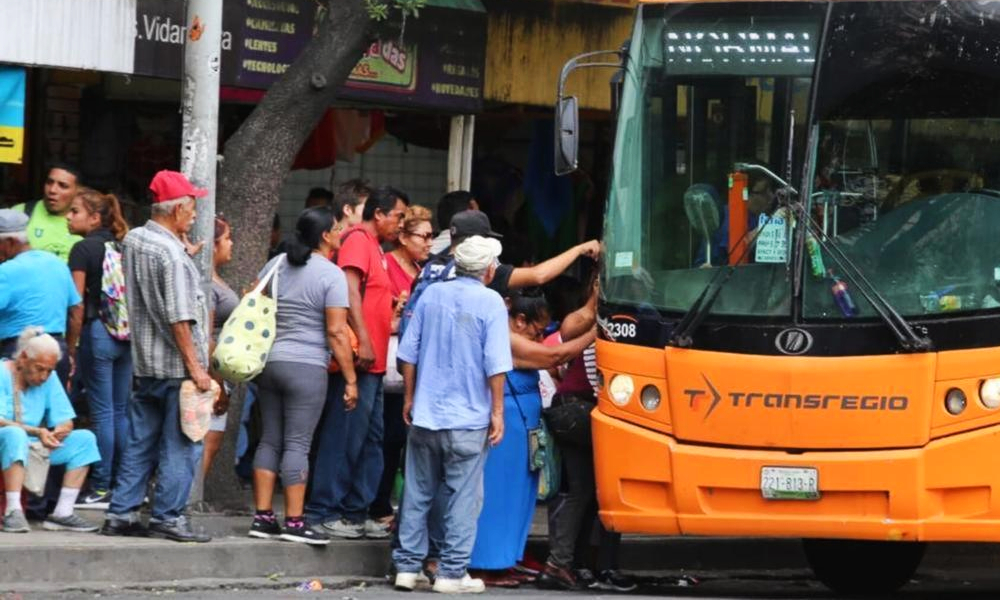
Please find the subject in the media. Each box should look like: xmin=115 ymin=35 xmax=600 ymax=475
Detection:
xmin=537 ymin=561 xmax=578 ymax=590
xmin=248 ymin=515 xmax=282 ymax=539
xmin=100 ymin=519 xmax=150 ymax=537
xmin=148 ymin=517 xmax=212 ymax=543
xmin=280 ymin=521 xmax=330 ymax=546
xmin=75 ymin=490 xmax=111 ymax=510
xmin=592 ymin=570 xmax=638 ymax=592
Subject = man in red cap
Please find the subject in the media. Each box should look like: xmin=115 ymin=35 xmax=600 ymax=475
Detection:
xmin=101 ymin=170 xmax=213 ymax=543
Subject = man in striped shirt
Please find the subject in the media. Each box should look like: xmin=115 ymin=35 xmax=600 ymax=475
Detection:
xmin=101 ymin=171 xmax=213 ymax=544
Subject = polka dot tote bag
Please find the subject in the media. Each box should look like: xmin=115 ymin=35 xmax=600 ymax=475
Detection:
xmin=212 ymin=254 xmax=283 ymax=382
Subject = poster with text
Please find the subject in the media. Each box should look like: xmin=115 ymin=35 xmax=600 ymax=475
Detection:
xmin=0 ymin=67 xmax=25 ymax=164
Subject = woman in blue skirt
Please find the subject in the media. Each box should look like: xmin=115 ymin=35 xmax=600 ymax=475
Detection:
xmin=468 ymin=291 xmax=596 ymax=587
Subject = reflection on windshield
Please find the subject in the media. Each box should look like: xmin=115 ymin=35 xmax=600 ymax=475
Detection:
xmin=602 ymin=2 xmax=821 ymax=316
xmin=803 ymin=1 xmax=1000 ymax=319
xmin=804 ymin=120 xmax=1000 ymax=318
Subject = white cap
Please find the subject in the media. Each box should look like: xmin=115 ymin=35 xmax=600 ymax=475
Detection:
xmin=454 ymin=235 xmax=503 ymax=272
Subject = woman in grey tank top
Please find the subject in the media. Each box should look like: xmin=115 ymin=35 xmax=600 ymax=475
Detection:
xmin=204 ymin=217 xmax=239 ymax=479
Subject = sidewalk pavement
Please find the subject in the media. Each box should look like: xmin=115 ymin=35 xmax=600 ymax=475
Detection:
xmin=5 ymin=507 xmax=1000 ymax=591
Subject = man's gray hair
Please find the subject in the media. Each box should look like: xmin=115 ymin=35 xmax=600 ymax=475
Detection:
xmin=16 ymin=326 xmax=62 ymax=361
xmin=0 ymin=231 xmax=28 ymax=244
xmin=151 ymin=197 xmax=191 ymax=216
xmin=455 ymin=264 xmax=491 ymax=280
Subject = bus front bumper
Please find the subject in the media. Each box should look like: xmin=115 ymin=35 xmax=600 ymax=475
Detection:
xmin=593 ymin=408 xmax=1000 ymax=542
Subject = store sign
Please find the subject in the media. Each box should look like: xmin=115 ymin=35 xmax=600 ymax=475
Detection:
xmin=349 ymin=41 xmax=418 ymax=92
xmin=0 ymin=67 xmax=26 ymax=164
xmin=133 ymin=0 xmax=485 ymax=112
xmin=339 ymin=15 xmax=484 ymax=112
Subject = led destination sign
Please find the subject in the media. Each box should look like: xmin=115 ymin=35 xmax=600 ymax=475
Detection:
xmin=663 ymin=19 xmax=819 ymax=76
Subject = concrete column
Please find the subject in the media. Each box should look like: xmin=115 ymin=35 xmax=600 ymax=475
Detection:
xmin=447 ymin=115 xmax=476 ymax=192
xmin=461 ymin=115 xmax=475 ymax=190
xmin=447 ymin=115 xmax=464 ymax=192
xmin=180 ymin=0 xmax=223 ymax=505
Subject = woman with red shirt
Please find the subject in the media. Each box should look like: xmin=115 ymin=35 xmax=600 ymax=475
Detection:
xmin=370 ymin=205 xmax=434 ymax=531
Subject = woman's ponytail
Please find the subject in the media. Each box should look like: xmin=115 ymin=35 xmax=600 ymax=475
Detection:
xmin=75 ymin=188 xmax=130 ymax=241
xmin=105 ymin=193 xmax=129 ymax=241
xmin=286 ymin=206 xmax=336 ymax=267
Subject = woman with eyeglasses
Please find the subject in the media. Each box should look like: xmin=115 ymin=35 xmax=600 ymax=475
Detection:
xmin=368 ymin=204 xmax=435 ymax=535
xmin=386 ymin=205 xmax=434 ymax=292
xmin=468 ymin=290 xmax=596 ymax=588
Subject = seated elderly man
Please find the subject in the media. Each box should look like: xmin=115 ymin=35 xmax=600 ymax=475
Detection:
xmin=0 ymin=327 xmax=100 ymax=533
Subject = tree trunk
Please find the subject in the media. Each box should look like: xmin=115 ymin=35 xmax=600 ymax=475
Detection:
xmin=206 ymin=0 xmax=371 ymax=508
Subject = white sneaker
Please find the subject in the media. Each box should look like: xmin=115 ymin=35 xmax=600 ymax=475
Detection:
xmin=433 ymin=574 xmax=485 ymax=594
xmin=395 ymin=572 xmax=418 ymax=591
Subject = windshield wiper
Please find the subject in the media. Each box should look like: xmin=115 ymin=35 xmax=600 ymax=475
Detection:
xmin=668 ymin=222 xmax=768 ymax=348
xmin=790 ymin=200 xmax=932 ymax=353
xmin=670 ymin=165 xmax=932 ymax=353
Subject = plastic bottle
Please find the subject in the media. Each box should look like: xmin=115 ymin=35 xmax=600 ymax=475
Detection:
xmin=806 ymin=234 xmax=825 ymax=277
xmin=829 ymin=270 xmax=859 ymax=316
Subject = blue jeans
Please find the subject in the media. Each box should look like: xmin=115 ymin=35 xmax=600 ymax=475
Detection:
xmin=305 ymin=371 xmax=384 ymax=524
xmin=79 ymin=319 xmax=132 ymax=491
xmin=107 ymin=377 xmax=203 ymax=524
xmin=393 ymin=426 xmax=488 ymax=579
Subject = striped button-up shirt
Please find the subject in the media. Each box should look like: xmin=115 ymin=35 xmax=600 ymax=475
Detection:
xmin=123 ymin=220 xmax=208 ymax=379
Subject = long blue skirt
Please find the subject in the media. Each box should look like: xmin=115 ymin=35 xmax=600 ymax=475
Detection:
xmin=469 ymin=369 xmax=541 ymax=569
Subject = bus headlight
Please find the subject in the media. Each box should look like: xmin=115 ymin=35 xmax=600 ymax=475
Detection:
xmin=945 ymin=388 xmax=967 ymax=415
xmin=608 ymin=375 xmax=635 ymax=406
xmin=980 ymin=379 xmax=1000 ymax=409
xmin=640 ymin=385 xmax=661 ymax=411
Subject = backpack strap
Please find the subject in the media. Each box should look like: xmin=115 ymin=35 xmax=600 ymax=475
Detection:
xmin=23 ymin=199 xmax=38 ymax=218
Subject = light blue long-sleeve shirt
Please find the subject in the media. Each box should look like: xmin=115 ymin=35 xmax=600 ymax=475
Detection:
xmin=397 ymin=276 xmax=512 ymax=431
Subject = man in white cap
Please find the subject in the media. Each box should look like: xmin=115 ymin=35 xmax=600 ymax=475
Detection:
xmin=0 ymin=209 xmax=82 ymax=386
xmin=393 ymin=235 xmax=512 ymax=595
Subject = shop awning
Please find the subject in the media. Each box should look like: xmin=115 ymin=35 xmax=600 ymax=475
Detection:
xmin=425 ymin=0 xmax=486 ymax=12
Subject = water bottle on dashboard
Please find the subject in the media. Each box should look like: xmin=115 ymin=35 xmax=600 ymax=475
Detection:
xmin=829 ymin=270 xmax=859 ymax=317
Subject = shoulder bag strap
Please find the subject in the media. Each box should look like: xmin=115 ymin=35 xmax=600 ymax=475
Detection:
xmin=253 ymin=254 xmax=284 ymax=296
xmin=505 ymin=377 xmax=530 ymax=432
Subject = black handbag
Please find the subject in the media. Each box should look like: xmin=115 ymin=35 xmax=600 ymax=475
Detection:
xmin=543 ymin=392 xmax=595 ymax=446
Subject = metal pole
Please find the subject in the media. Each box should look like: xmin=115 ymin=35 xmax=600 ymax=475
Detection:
xmin=180 ymin=0 xmax=223 ymax=505
xmin=447 ymin=115 xmax=464 ymax=192
xmin=460 ymin=115 xmax=475 ymax=190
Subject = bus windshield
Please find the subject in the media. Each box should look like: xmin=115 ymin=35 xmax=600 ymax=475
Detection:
xmin=802 ymin=1 xmax=1000 ymax=319
xmin=603 ymin=2 xmax=824 ymax=316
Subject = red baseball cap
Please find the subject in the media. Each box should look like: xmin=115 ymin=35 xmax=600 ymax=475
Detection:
xmin=149 ymin=170 xmax=208 ymax=203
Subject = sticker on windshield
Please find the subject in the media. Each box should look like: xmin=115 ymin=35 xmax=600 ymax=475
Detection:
xmin=754 ymin=214 xmax=788 ymax=264
xmin=614 ymin=251 xmax=634 ymax=268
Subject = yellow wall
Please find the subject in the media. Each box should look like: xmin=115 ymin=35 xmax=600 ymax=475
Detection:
xmin=485 ymin=5 xmax=635 ymax=110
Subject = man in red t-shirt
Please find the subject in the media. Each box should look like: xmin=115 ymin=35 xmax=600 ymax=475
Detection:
xmin=305 ymin=186 xmax=408 ymax=539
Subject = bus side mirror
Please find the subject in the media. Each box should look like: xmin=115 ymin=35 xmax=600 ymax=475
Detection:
xmin=555 ymin=96 xmax=580 ymax=176
xmin=553 ymin=49 xmax=624 ymax=177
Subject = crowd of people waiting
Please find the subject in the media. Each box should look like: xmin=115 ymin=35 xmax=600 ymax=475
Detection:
xmin=0 ymin=162 xmax=631 ymax=593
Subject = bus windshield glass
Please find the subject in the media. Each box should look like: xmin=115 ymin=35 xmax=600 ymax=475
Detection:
xmin=803 ymin=1 xmax=1000 ymax=319
xmin=603 ymin=2 xmax=824 ymax=316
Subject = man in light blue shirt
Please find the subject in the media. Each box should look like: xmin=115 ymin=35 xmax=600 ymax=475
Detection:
xmin=0 ymin=209 xmax=82 ymax=386
xmin=393 ymin=236 xmax=511 ymax=594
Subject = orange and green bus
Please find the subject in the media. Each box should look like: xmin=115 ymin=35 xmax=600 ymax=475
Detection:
xmin=556 ymin=0 xmax=1000 ymax=593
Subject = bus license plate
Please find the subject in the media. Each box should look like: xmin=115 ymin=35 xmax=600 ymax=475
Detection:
xmin=760 ymin=467 xmax=820 ymax=500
